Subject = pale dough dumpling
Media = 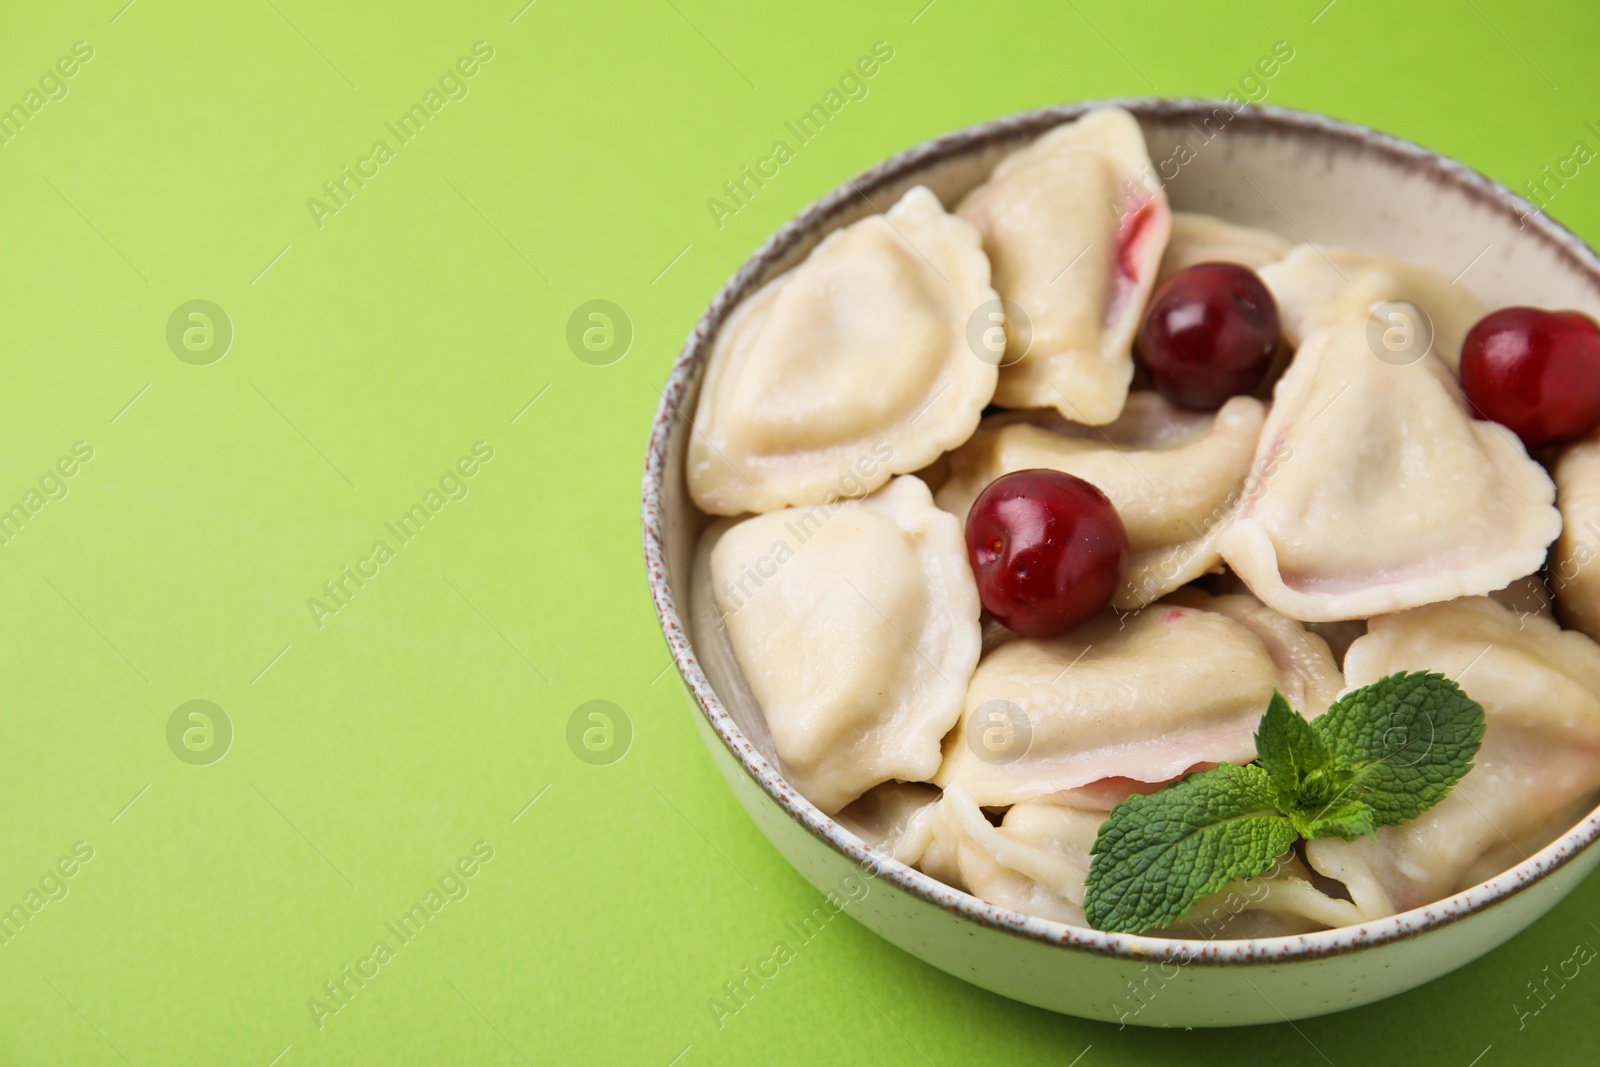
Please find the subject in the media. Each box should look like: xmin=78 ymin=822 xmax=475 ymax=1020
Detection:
xmin=934 ymin=591 xmax=1342 ymax=808
xmin=1157 ymin=212 xmax=1290 ymax=285
xmin=910 ymin=786 xmax=1364 ymax=935
xmin=1158 ymin=857 xmax=1369 ymax=939
xmin=1306 ymin=597 xmax=1600 ymax=919
xmin=1260 ymin=244 xmax=1488 ymax=370
xmin=1218 ymin=319 xmax=1560 ymax=621
xmin=934 ymin=392 xmax=1268 ymax=609
xmin=690 ymin=476 xmax=981 ymax=813
xmin=834 ymin=782 xmax=944 ymax=866
xmin=688 ymin=186 xmax=998 ymax=516
xmin=1551 ymin=430 xmax=1600 ymax=641
xmin=958 ymin=107 xmax=1171 ymax=426
xmin=915 ymin=785 xmax=1103 ymax=926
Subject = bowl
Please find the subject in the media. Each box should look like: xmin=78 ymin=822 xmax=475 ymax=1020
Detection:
xmin=641 ymin=98 xmax=1600 ymax=1027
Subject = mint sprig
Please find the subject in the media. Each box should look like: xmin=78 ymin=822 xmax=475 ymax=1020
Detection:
xmin=1312 ymin=671 xmax=1488 ymax=826
xmin=1083 ymin=671 xmax=1485 ymax=934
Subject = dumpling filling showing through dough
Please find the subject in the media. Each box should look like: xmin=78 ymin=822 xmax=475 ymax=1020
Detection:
xmin=958 ymin=106 xmax=1172 ymax=426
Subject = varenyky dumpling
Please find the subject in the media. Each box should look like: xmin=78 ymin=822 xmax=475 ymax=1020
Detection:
xmin=1157 ymin=212 xmax=1291 ymax=285
xmin=905 ymin=785 xmax=1366 ymax=935
xmin=958 ymin=107 xmax=1171 ymax=426
xmin=690 ymin=476 xmax=981 ymax=813
xmin=1218 ymin=318 xmax=1561 ymax=621
xmin=1552 ymin=430 xmax=1600 ymax=642
xmin=835 ymin=782 xmax=945 ymax=865
xmin=1259 ymin=244 xmax=1488 ymax=370
xmin=1159 ymin=855 xmax=1369 ymax=939
xmin=934 ymin=590 xmax=1342 ymax=807
xmin=934 ymin=392 xmax=1268 ymax=609
xmin=688 ymin=186 xmax=998 ymax=515
xmin=915 ymin=785 xmax=1102 ymax=925
xmin=1305 ymin=597 xmax=1600 ymax=919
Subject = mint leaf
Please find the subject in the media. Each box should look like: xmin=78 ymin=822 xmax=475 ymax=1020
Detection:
xmin=1255 ymin=690 xmax=1329 ymax=798
xmin=1083 ymin=764 xmax=1298 ymax=934
xmin=1311 ymin=671 xmax=1486 ymax=827
xmin=1256 ymin=690 xmax=1377 ymax=839
xmin=1296 ymin=796 xmax=1376 ymax=841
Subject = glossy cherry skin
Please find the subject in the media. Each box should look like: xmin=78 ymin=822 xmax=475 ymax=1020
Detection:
xmin=965 ymin=469 xmax=1129 ymax=637
xmin=1134 ymin=262 xmax=1281 ymax=410
xmin=1459 ymin=307 xmax=1600 ymax=448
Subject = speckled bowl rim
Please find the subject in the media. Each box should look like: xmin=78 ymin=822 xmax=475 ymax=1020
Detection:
xmin=641 ymin=97 xmax=1600 ymax=966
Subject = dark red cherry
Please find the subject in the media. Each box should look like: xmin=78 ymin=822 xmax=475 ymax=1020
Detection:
xmin=1459 ymin=306 xmax=1600 ymax=448
xmin=1134 ymin=262 xmax=1281 ymax=409
xmin=964 ymin=469 xmax=1129 ymax=638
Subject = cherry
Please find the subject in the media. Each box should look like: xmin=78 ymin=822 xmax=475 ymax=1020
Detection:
xmin=1134 ymin=262 xmax=1281 ymax=409
xmin=965 ymin=469 xmax=1129 ymax=638
xmin=1459 ymin=307 xmax=1600 ymax=448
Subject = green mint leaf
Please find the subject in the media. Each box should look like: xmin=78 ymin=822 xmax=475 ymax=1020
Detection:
xmin=1255 ymin=691 xmax=1370 ymax=838
xmin=1310 ymin=671 xmax=1486 ymax=827
xmin=1084 ymin=763 xmax=1298 ymax=934
xmin=1254 ymin=689 xmax=1330 ymax=800
xmin=1295 ymin=796 xmax=1377 ymax=841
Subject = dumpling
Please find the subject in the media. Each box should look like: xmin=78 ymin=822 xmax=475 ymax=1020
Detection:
xmin=915 ymin=785 xmax=1102 ymax=925
xmin=690 ymin=476 xmax=981 ymax=813
xmin=1552 ymin=431 xmax=1600 ymax=641
xmin=835 ymin=782 xmax=944 ymax=866
xmin=958 ymin=107 xmax=1171 ymax=426
xmin=1159 ymin=856 xmax=1369 ymax=939
xmin=1303 ymin=619 xmax=1367 ymax=668
xmin=688 ymin=186 xmax=998 ymax=516
xmin=1260 ymin=244 xmax=1488 ymax=370
xmin=1162 ymin=587 xmax=1348 ymax=702
xmin=1217 ymin=318 xmax=1560 ymax=621
xmin=934 ymin=392 xmax=1268 ymax=609
xmin=914 ymin=786 xmax=1364 ymax=935
xmin=1305 ymin=597 xmax=1600 ymax=918
xmin=933 ymin=590 xmax=1342 ymax=808
xmin=1157 ymin=212 xmax=1290 ymax=285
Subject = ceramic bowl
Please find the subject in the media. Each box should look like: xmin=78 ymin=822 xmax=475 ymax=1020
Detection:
xmin=641 ymin=98 xmax=1600 ymax=1027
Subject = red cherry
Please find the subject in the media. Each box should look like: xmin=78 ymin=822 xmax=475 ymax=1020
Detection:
xmin=1459 ymin=307 xmax=1600 ymax=448
xmin=965 ymin=469 xmax=1129 ymax=638
xmin=1134 ymin=262 xmax=1281 ymax=409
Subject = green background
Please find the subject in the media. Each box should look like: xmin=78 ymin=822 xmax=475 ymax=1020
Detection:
xmin=1 ymin=0 xmax=1597 ymax=1063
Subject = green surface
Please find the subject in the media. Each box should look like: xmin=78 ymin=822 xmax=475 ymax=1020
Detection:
xmin=2 ymin=0 xmax=1598 ymax=1063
